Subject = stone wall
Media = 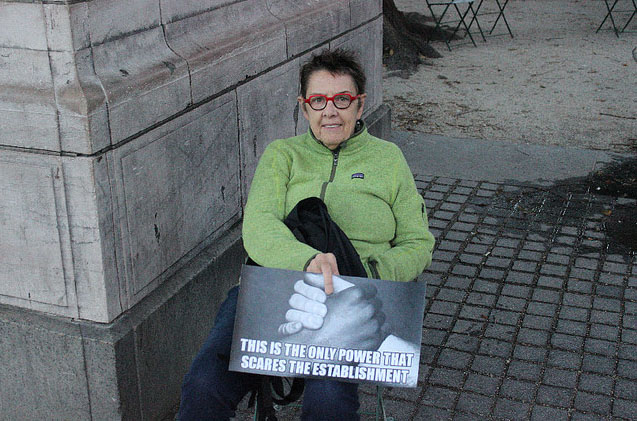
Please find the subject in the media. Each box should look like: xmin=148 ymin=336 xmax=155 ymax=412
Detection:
xmin=0 ymin=0 xmax=385 ymax=324
xmin=0 ymin=0 xmax=388 ymax=418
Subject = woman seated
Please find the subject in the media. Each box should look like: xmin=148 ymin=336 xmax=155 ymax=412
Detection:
xmin=178 ymin=48 xmax=435 ymax=421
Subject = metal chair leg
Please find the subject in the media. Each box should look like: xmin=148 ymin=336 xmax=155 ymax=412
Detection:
xmin=375 ymin=386 xmax=394 ymax=421
xmin=491 ymin=0 xmax=514 ymax=37
xmin=468 ymin=2 xmax=487 ymax=41
xmin=620 ymin=0 xmax=637 ymax=32
xmin=454 ymin=3 xmax=478 ymax=47
xmin=427 ymin=0 xmax=486 ymax=50
xmin=597 ymin=0 xmax=621 ymax=36
xmin=254 ymin=384 xmax=393 ymax=420
xmin=432 ymin=3 xmax=454 ymax=51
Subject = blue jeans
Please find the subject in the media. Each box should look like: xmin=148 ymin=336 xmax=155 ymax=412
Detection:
xmin=178 ymin=286 xmax=360 ymax=420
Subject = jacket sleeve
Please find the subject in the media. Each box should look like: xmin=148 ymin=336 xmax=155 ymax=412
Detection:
xmin=369 ymin=149 xmax=435 ymax=282
xmin=242 ymin=141 xmax=320 ymax=271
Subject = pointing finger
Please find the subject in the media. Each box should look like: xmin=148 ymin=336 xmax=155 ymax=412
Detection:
xmin=322 ymin=263 xmax=334 ymax=295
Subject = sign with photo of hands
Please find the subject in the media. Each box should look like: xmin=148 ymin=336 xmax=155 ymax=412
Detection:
xmin=229 ymin=265 xmax=426 ymax=388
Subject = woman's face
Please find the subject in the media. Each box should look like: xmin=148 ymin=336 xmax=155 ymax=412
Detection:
xmin=299 ymin=70 xmax=366 ymax=150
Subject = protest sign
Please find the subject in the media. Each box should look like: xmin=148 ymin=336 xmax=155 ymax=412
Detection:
xmin=229 ymin=265 xmax=426 ymax=388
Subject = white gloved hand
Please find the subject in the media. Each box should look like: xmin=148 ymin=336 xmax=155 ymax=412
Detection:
xmin=277 ymin=273 xmax=355 ymax=336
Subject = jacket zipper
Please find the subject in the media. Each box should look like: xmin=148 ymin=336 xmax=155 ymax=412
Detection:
xmin=369 ymin=260 xmax=380 ymax=279
xmin=319 ymin=148 xmax=339 ymax=201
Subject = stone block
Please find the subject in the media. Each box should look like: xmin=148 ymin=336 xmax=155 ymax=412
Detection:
xmin=267 ymin=0 xmax=351 ymax=57
xmin=50 ymin=49 xmax=111 ymax=154
xmin=43 ymin=3 xmax=91 ymax=52
xmin=108 ymin=92 xmax=241 ymax=308
xmin=0 ymin=310 xmax=90 ymax=420
xmin=366 ymin=103 xmax=392 ymax=140
xmin=238 ymin=58 xmax=300 ymax=203
xmin=132 ymin=226 xmax=244 ymax=419
xmin=0 ymin=148 xmax=121 ymax=322
xmin=164 ymin=0 xmax=287 ymax=103
xmin=0 ymin=227 xmax=244 ymax=420
xmin=349 ymin=0 xmax=382 ymax=27
xmin=83 ymin=327 xmax=141 ymax=420
xmin=160 ymin=0 xmax=242 ymax=23
xmin=86 ymin=0 xmax=161 ymax=46
xmin=0 ymin=47 xmax=59 ymax=150
xmin=0 ymin=4 xmax=109 ymax=154
xmin=92 ymin=27 xmax=191 ymax=142
xmin=0 ymin=153 xmax=76 ymax=314
xmin=331 ymin=17 xmax=383 ymax=114
xmin=63 ymin=153 xmax=121 ymax=323
xmin=0 ymin=2 xmax=48 ymax=50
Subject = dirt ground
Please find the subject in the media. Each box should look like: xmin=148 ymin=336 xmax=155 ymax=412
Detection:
xmin=384 ymin=0 xmax=636 ymax=152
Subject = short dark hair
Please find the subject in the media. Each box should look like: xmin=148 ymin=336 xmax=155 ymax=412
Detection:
xmin=299 ymin=49 xmax=366 ymax=98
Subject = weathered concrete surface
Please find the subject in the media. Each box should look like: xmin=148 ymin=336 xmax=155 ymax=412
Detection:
xmin=267 ymin=0 xmax=351 ymax=57
xmin=367 ymin=103 xmax=392 ymax=141
xmin=391 ymin=131 xmax=621 ymax=185
xmin=0 ymin=312 xmax=91 ymax=420
xmin=238 ymin=59 xmax=301 ymax=203
xmin=92 ymin=27 xmax=191 ymax=143
xmin=1 ymin=0 xmax=387 ymax=418
xmin=0 ymin=225 xmax=244 ymax=421
xmin=331 ymin=17 xmax=384 ymax=116
xmin=164 ymin=0 xmax=288 ymax=104
xmin=108 ymin=92 xmax=242 ymax=311
xmin=0 ymin=0 xmax=385 ymax=323
xmin=0 ymin=46 xmax=60 ymax=151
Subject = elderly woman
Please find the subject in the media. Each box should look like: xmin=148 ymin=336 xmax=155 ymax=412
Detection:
xmin=178 ymin=49 xmax=434 ymax=420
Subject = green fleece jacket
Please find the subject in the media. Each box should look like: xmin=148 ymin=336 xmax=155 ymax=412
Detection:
xmin=242 ymin=126 xmax=435 ymax=282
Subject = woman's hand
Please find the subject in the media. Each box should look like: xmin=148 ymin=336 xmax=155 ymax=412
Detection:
xmin=306 ymin=253 xmax=339 ymax=295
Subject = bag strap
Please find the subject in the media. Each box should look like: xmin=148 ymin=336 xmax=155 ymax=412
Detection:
xmin=270 ymin=377 xmax=305 ymax=406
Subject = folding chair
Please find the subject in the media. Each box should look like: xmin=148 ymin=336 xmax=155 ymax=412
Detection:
xmin=254 ymin=383 xmax=393 ymax=421
xmin=472 ymin=0 xmax=514 ymax=38
xmin=426 ymin=0 xmax=486 ymax=50
xmin=596 ymin=0 xmax=637 ymax=36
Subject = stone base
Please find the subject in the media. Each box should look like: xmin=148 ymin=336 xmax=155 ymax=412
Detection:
xmin=0 ymin=104 xmax=392 ymax=420
xmin=0 ymin=224 xmax=244 ymax=421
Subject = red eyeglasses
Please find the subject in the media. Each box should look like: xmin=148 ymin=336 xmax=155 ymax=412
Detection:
xmin=303 ymin=93 xmax=361 ymax=111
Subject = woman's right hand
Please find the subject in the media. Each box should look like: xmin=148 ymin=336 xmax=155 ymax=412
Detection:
xmin=305 ymin=253 xmax=339 ymax=295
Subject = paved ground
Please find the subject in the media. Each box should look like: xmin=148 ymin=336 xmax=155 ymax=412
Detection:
xmin=229 ymin=132 xmax=636 ymax=420
xmin=386 ymin=0 xmax=636 ymax=152
xmin=227 ymin=2 xmax=637 ymax=418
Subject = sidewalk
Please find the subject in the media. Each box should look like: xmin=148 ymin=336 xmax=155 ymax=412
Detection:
xmin=234 ymin=132 xmax=636 ymax=420
xmin=384 ymin=131 xmax=636 ymax=420
xmin=387 ymin=0 xmax=637 ymax=153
